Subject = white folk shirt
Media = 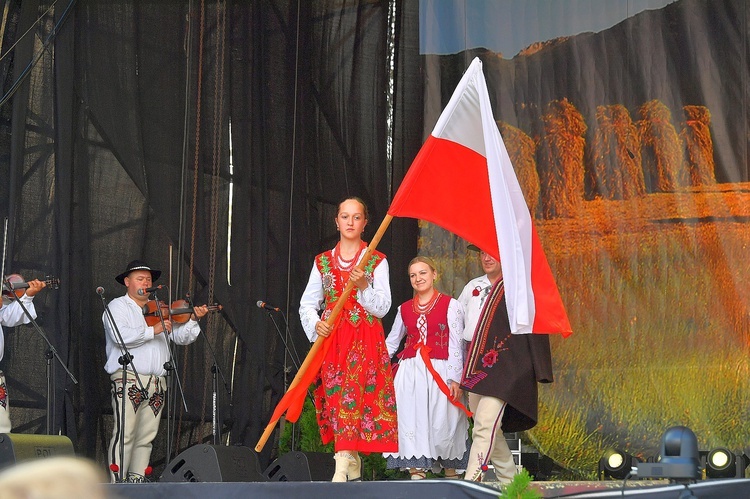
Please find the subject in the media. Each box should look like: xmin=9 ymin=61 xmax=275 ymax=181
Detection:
xmin=0 ymin=294 xmax=37 ymax=361
xmin=457 ymin=274 xmax=492 ymax=342
xmin=299 ymin=255 xmax=391 ymax=342
xmin=103 ymin=294 xmax=200 ymax=376
xmin=385 ymin=298 xmax=466 ymax=384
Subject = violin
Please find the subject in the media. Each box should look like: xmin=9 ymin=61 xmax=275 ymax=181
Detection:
xmin=2 ymin=274 xmax=60 ymax=299
xmin=142 ymin=299 xmax=222 ymax=326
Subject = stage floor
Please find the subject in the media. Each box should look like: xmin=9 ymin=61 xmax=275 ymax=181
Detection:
xmin=107 ymin=478 xmax=750 ymax=498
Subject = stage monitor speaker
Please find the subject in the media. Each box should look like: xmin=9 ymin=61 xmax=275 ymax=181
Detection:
xmin=264 ymin=451 xmax=335 ymax=481
xmin=160 ymin=444 xmax=266 ymax=482
xmin=0 ymin=433 xmax=75 ymax=471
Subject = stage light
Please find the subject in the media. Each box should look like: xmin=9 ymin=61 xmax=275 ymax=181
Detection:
xmin=598 ymin=448 xmax=636 ymax=480
xmin=635 ymin=426 xmax=701 ymax=482
xmin=705 ymin=448 xmax=748 ymax=479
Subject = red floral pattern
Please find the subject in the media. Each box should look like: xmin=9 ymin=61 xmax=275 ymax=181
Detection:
xmin=462 ymin=282 xmax=509 ymax=389
xmin=482 ymin=349 xmax=499 ymax=367
xmin=113 ymin=374 xmax=164 ymax=417
xmin=312 ymin=249 xmax=398 ymax=452
xmin=314 ymin=319 xmax=398 ymax=452
xmin=316 ymin=250 xmax=382 ymax=328
xmin=127 ymin=384 xmax=145 ymax=412
xmin=148 ymin=378 xmax=165 ymax=417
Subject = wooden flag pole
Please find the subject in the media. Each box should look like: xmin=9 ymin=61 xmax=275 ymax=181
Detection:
xmin=255 ymin=214 xmax=394 ymax=452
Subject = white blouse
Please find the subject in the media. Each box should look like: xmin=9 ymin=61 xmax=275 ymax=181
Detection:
xmin=299 ymin=253 xmax=391 ymax=342
xmin=385 ymin=298 xmax=465 ymax=383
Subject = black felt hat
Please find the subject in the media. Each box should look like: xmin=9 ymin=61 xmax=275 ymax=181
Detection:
xmin=115 ymin=260 xmax=162 ymax=285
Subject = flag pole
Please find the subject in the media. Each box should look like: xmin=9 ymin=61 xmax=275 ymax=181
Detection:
xmin=255 ymin=214 xmax=394 ymax=452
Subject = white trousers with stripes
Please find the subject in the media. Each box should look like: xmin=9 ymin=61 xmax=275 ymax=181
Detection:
xmin=108 ymin=370 xmax=166 ymax=482
xmin=0 ymin=372 xmax=10 ymax=433
xmin=464 ymin=392 xmax=517 ymax=483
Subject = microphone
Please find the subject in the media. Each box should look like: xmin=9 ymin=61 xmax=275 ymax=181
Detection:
xmin=96 ymin=286 xmax=105 ymax=296
xmin=137 ymin=285 xmax=164 ymax=296
xmin=256 ymin=300 xmax=281 ymax=312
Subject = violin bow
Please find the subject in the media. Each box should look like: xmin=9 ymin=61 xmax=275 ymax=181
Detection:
xmin=1 ymin=217 xmax=8 ymax=286
xmin=168 ymin=244 xmax=173 ymax=306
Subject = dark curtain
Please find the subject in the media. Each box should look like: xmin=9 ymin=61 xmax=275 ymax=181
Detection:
xmin=1 ymin=0 xmax=422 ymax=475
xmin=226 ymin=0 xmax=421 ymax=462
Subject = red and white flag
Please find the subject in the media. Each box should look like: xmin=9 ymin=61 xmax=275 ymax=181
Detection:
xmin=388 ymin=58 xmax=571 ymax=336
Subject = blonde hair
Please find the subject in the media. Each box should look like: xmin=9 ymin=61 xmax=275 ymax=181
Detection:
xmin=408 ymin=255 xmax=437 ymax=273
xmin=408 ymin=256 xmax=440 ymax=296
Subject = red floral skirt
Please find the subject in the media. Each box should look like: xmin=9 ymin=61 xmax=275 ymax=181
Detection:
xmin=313 ymin=319 xmax=398 ymax=453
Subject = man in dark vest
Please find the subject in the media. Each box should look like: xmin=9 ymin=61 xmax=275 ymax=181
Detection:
xmin=459 ymin=248 xmax=553 ymax=483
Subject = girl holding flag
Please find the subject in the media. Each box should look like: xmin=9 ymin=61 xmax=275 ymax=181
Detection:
xmin=299 ymin=197 xmax=398 ymax=482
xmin=384 ymin=256 xmax=470 ymax=479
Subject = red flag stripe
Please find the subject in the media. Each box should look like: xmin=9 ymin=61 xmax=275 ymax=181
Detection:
xmin=388 ymin=57 xmax=572 ymax=337
xmin=389 ymin=135 xmax=500 ymax=260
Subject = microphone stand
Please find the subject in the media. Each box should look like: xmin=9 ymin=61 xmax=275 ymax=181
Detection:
xmin=45 ymin=349 xmax=53 ymax=433
xmin=0 ymin=218 xmax=7 ymax=288
xmin=98 ymin=289 xmax=150 ymax=484
xmin=185 ymin=294 xmax=231 ymax=445
xmin=151 ymin=288 xmax=188 ymax=466
xmin=2 ymin=278 xmax=78 ymax=436
xmin=264 ymin=309 xmax=303 ymax=373
xmin=259 ymin=307 xmax=311 ymax=452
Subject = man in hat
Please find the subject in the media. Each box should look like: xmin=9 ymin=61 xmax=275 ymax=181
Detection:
xmin=103 ymin=260 xmax=208 ymax=482
xmin=458 ymin=247 xmax=553 ymax=483
xmin=0 ymin=278 xmax=46 ymax=432
xmin=458 ymin=245 xmax=502 ymax=350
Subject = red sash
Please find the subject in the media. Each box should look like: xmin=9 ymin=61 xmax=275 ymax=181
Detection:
xmin=414 ymin=341 xmax=472 ymax=418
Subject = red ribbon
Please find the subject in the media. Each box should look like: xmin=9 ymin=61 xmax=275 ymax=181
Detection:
xmin=415 ymin=342 xmax=473 ymax=417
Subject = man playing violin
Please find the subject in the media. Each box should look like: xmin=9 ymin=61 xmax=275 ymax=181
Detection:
xmin=0 ymin=278 xmax=46 ymax=433
xmin=103 ymin=260 xmax=208 ymax=483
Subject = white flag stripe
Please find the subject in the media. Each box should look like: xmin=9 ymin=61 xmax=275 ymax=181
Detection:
xmin=430 ymin=58 xmax=535 ymax=334
xmin=430 ymin=65 xmax=486 ymax=157
xmin=475 ymin=61 xmax=534 ymax=333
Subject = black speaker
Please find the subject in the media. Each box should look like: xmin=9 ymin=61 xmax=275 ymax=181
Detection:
xmin=264 ymin=451 xmax=335 ymax=481
xmin=0 ymin=433 xmax=75 ymax=471
xmin=159 ymin=444 xmax=266 ymax=482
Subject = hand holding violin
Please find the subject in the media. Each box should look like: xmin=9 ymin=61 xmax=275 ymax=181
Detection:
xmin=143 ymin=300 xmax=220 ymax=331
xmin=2 ymin=274 xmax=57 ymax=299
xmin=192 ymin=304 xmax=209 ymax=320
xmin=153 ymin=305 xmax=208 ymax=333
xmin=24 ymin=279 xmax=47 ymax=297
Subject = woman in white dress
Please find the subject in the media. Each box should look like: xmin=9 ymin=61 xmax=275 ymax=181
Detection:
xmin=384 ymin=256 xmax=470 ymax=479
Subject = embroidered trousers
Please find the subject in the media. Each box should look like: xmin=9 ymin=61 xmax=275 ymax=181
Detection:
xmin=464 ymin=392 xmax=517 ymax=483
xmin=0 ymin=372 xmax=10 ymax=433
xmin=108 ymin=370 xmax=166 ymax=482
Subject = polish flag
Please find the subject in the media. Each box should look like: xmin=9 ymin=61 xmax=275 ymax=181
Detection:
xmin=388 ymin=58 xmax=571 ymax=336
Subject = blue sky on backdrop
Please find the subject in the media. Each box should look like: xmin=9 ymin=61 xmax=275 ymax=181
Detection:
xmin=420 ymin=0 xmax=676 ymax=57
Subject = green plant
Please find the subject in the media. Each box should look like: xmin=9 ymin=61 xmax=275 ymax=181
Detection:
xmin=500 ymin=469 xmax=542 ymax=499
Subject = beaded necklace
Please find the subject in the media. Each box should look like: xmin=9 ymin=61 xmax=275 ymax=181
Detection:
xmin=412 ymin=289 xmax=440 ymax=316
xmin=334 ymin=241 xmax=365 ymax=272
